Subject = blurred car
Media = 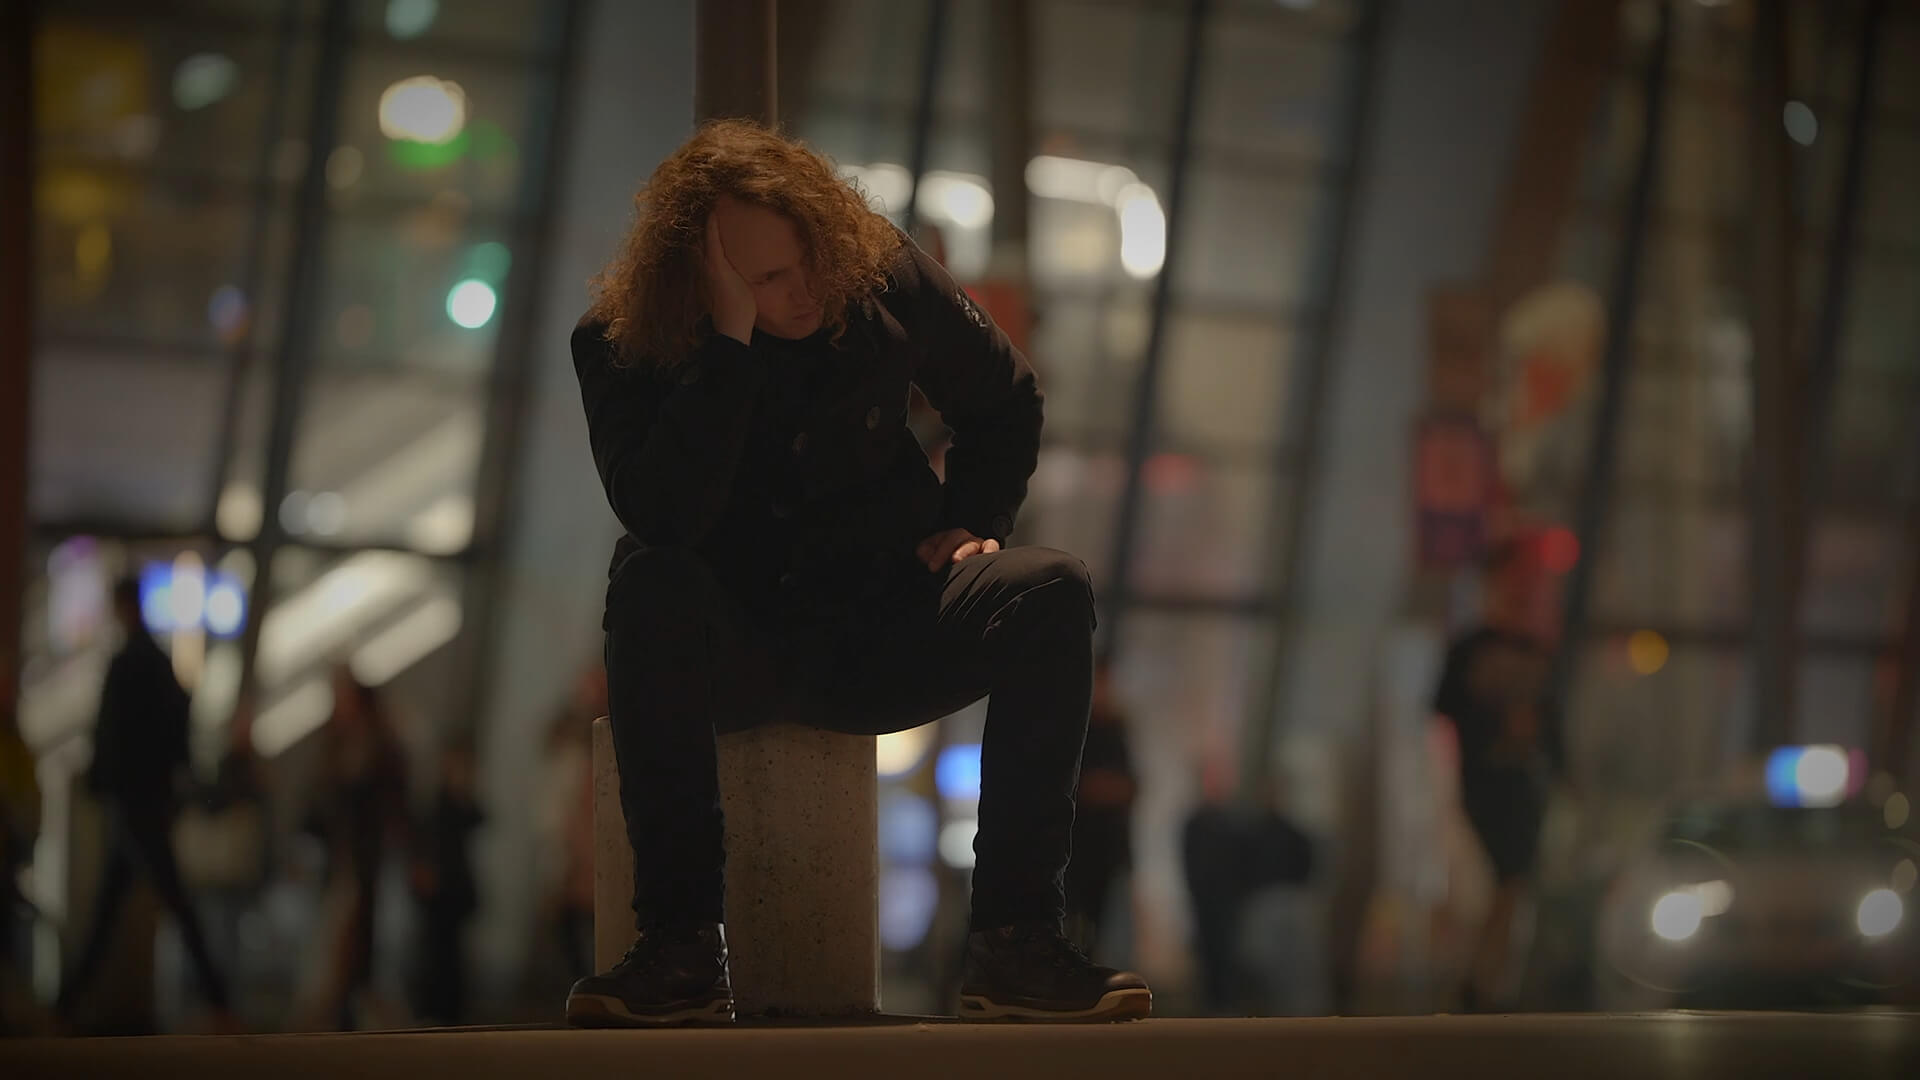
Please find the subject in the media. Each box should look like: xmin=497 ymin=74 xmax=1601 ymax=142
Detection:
xmin=1595 ymin=783 xmax=1918 ymax=1010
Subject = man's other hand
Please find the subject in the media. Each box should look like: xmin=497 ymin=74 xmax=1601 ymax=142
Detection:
xmin=917 ymin=528 xmax=1000 ymax=572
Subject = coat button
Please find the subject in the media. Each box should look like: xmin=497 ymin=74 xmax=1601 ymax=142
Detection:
xmin=866 ymin=406 xmax=882 ymax=430
xmin=771 ymin=500 xmax=792 ymax=520
xmin=679 ymin=364 xmax=702 ymax=386
xmin=779 ymin=572 xmax=797 ymax=588
xmin=792 ymin=432 xmax=809 ymax=454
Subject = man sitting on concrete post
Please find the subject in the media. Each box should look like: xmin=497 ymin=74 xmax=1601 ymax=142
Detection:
xmin=564 ymin=120 xmax=1152 ymax=1027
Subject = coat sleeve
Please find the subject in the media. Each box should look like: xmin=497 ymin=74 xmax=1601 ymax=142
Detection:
xmin=572 ymin=319 xmax=767 ymax=547
xmin=884 ymin=238 xmax=1043 ymax=544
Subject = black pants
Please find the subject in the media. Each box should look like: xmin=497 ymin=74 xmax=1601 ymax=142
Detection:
xmin=61 ymin=801 xmax=229 ymax=1011
xmin=603 ymin=545 xmax=1095 ymax=933
xmin=1461 ymin=770 xmax=1545 ymax=883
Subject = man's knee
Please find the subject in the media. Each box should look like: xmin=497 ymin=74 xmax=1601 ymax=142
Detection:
xmin=1004 ymin=546 xmax=1096 ymax=630
xmin=605 ymin=546 xmax=726 ymax=631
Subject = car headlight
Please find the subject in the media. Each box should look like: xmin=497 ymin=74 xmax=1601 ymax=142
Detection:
xmin=1651 ymin=890 xmax=1704 ymax=942
xmin=1858 ymin=889 xmax=1903 ymax=938
xmin=1647 ymin=880 xmax=1732 ymax=943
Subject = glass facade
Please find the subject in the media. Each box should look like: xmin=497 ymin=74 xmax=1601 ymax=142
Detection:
xmin=25 ymin=0 xmax=570 ymax=761
xmin=1521 ymin=0 xmax=1920 ymax=801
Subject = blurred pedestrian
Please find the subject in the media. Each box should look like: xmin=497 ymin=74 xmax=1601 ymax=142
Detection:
xmin=55 ymin=577 xmax=233 ymax=1028
xmin=303 ymin=664 xmax=411 ymax=1030
xmin=1181 ymin=762 xmax=1314 ymax=1016
xmin=1432 ymin=539 xmax=1562 ymax=1011
xmin=410 ymin=741 xmax=483 ymax=1026
xmin=1 ymin=664 xmax=50 ymax=1035
xmin=534 ymin=664 xmax=602 ymax=983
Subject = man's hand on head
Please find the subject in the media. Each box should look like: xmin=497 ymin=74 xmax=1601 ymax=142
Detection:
xmin=916 ymin=528 xmax=1001 ymax=572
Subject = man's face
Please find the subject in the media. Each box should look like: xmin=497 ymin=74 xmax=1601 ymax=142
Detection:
xmin=712 ymin=196 xmax=822 ymax=340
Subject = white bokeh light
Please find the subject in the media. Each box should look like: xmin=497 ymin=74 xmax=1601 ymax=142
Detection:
xmin=205 ymin=582 xmax=245 ymax=637
xmin=378 ymin=75 xmax=467 ymax=144
xmin=938 ymin=820 xmax=978 ymax=869
xmin=1795 ymin=745 xmax=1850 ymax=807
xmin=921 ymin=173 xmax=994 ymax=230
xmin=1651 ymin=890 xmax=1704 ymax=942
xmin=446 ymin=279 xmax=497 ymax=329
xmin=306 ymin=491 xmax=348 ymax=536
xmin=1693 ymin=879 xmax=1733 ymax=918
xmin=169 ymin=552 xmax=207 ymax=629
xmin=1116 ymin=182 xmax=1167 ymax=279
xmin=1857 ymin=889 xmax=1903 ymax=938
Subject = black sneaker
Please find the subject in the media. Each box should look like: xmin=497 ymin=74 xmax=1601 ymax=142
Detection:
xmin=564 ymin=923 xmax=734 ymax=1027
xmin=958 ymin=923 xmax=1152 ymax=1022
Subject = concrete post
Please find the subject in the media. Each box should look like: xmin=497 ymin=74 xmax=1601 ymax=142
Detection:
xmin=592 ymin=718 xmax=880 ymax=1017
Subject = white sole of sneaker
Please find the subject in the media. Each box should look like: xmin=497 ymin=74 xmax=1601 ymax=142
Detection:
xmin=956 ymin=987 xmax=1153 ymax=1023
xmin=565 ymin=993 xmax=736 ymax=1028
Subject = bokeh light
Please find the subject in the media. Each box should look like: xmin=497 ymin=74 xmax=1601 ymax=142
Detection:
xmin=306 ymin=491 xmax=348 ymax=536
xmin=326 ymin=144 xmax=365 ymax=188
xmin=1857 ymin=889 xmax=1902 ymax=938
xmin=877 ymin=791 xmax=937 ymax=866
xmin=1627 ymin=630 xmax=1669 ymax=676
xmin=921 ymin=173 xmax=994 ymax=229
xmin=463 ymin=240 xmax=513 ymax=284
xmin=205 ymin=581 xmax=246 ymax=638
xmin=1693 ymin=879 xmax=1733 ymax=918
xmin=378 ymin=75 xmax=467 ymax=144
xmin=1795 ymin=746 xmax=1850 ymax=807
xmin=935 ymin=743 xmax=983 ymax=803
xmin=446 ymin=279 xmax=498 ymax=329
xmin=1783 ymin=100 xmax=1818 ymax=146
xmin=1540 ymin=526 xmax=1580 ymax=574
xmin=1651 ymin=889 xmax=1703 ymax=942
xmin=217 ymin=484 xmax=264 ymax=542
xmin=172 ymin=53 xmax=238 ymax=111
xmin=386 ymin=0 xmax=439 ymax=39
xmin=169 ymin=551 xmax=207 ymax=630
xmin=938 ymin=819 xmax=978 ymax=869
xmin=207 ymin=284 xmax=248 ymax=341
xmin=1116 ymin=182 xmax=1166 ymax=279
xmin=878 ymin=867 xmax=940 ymax=951
xmin=1886 ymin=792 xmax=1910 ymax=830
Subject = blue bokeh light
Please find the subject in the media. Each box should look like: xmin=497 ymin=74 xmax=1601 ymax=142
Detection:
xmin=879 ymin=866 xmax=940 ymax=952
xmin=936 ymin=743 xmax=982 ymax=802
xmin=878 ymin=790 xmax=938 ymax=867
xmin=1765 ymin=747 xmax=1803 ymax=807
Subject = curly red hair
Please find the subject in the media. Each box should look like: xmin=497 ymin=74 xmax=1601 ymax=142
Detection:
xmin=585 ymin=119 xmax=901 ymax=375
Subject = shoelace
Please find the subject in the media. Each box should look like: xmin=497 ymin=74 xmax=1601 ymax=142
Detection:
xmin=1010 ymin=925 xmax=1096 ymax=972
xmin=616 ymin=926 xmax=709 ymax=972
xmin=613 ymin=937 xmax=655 ymax=972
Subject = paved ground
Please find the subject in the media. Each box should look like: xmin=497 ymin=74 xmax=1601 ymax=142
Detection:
xmin=7 ymin=1012 xmax=1918 ymax=1079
